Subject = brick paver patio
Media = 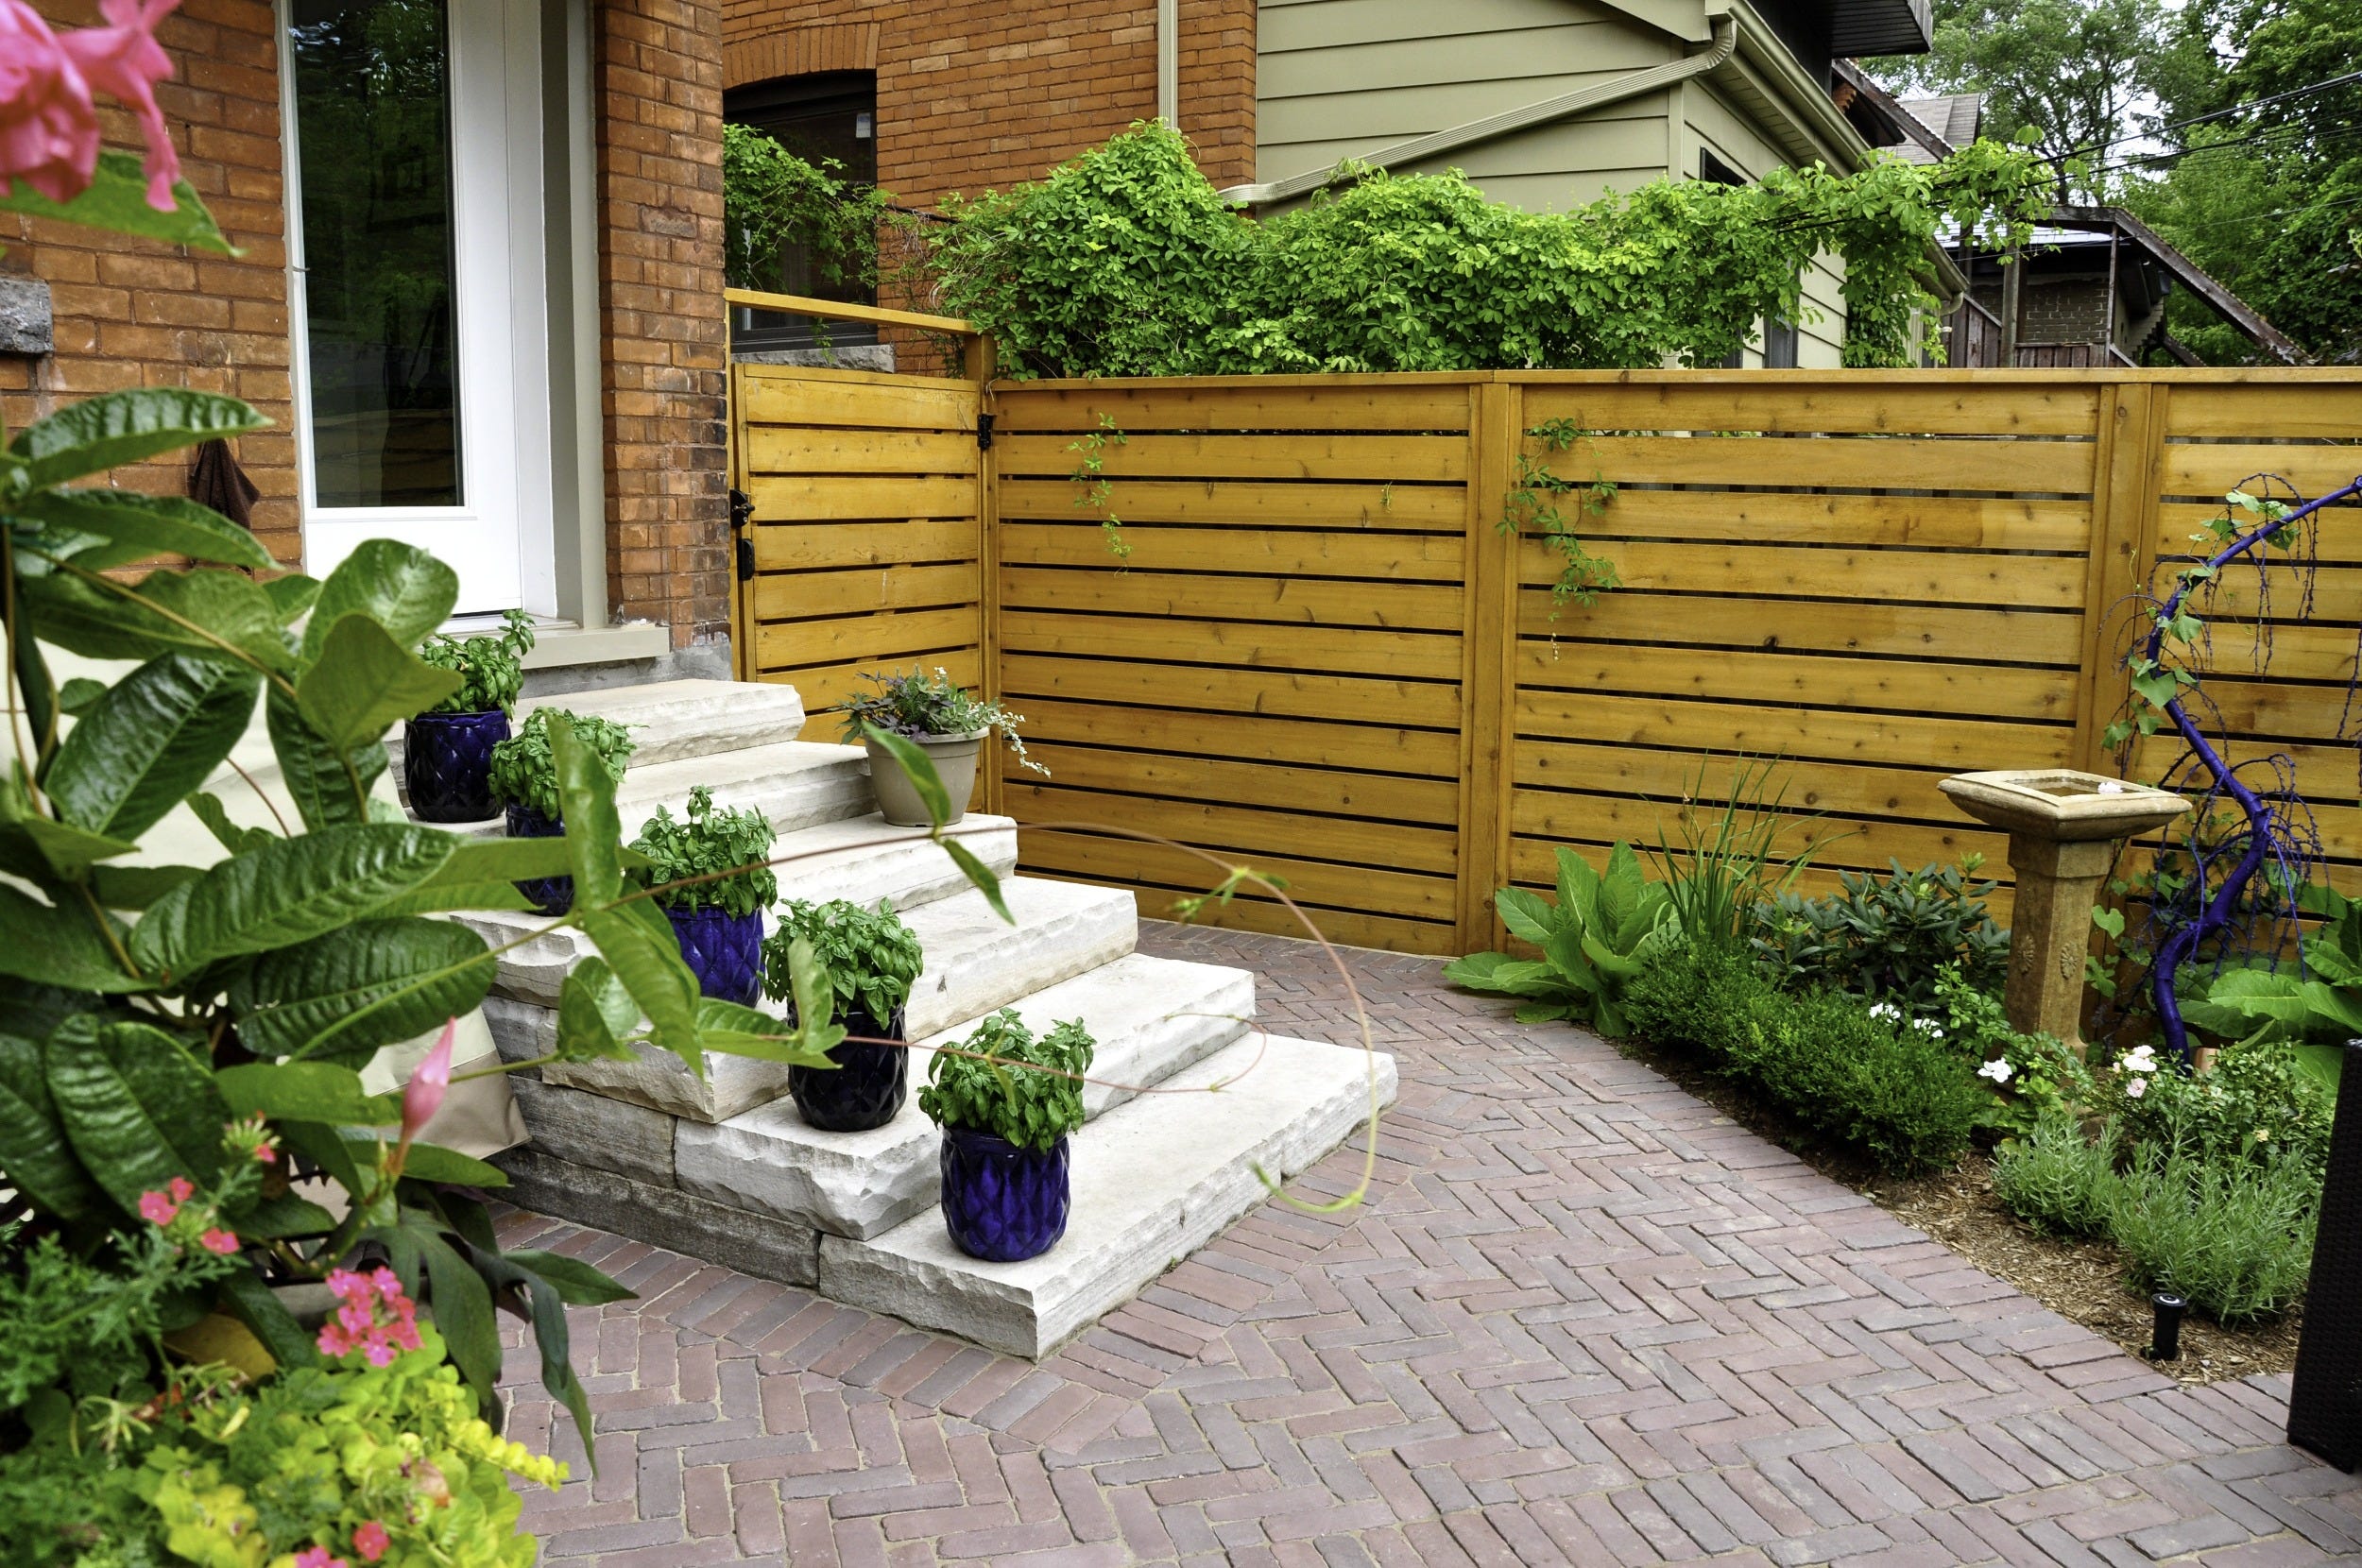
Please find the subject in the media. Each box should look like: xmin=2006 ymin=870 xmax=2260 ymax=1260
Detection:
xmin=495 ymin=922 xmax=2362 ymax=1566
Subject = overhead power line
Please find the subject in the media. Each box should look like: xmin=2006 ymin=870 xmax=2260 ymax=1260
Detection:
xmin=2045 ymin=67 xmax=2362 ymax=164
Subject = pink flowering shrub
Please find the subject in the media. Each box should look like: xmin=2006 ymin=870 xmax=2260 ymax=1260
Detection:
xmin=317 ymin=1267 xmax=426 ymax=1369
xmin=0 ymin=0 xmax=182 ymax=210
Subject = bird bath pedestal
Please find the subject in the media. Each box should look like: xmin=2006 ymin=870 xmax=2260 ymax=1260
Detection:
xmin=1938 ymin=769 xmax=2191 ymax=1052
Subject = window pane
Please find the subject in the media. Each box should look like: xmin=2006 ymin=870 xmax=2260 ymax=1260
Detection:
xmin=291 ymin=0 xmax=462 ymax=507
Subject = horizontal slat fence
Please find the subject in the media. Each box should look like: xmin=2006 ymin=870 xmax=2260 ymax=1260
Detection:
xmin=731 ymin=363 xmax=987 ymax=721
xmin=992 ymin=376 xmax=1483 ymax=954
xmin=728 ymin=349 xmax=2362 ymax=958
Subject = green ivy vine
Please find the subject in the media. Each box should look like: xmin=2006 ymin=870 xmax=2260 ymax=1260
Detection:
xmin=1067 ymin=413 xmax=1130 ymax=561
xmin=1503 ymin=419 xmax=1620 ymax=611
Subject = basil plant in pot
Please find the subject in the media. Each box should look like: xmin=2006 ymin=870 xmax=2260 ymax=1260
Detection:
xmin=403 ymin=608 xmax=536 ymax=823
xmin=917 ymin=1010 xmax=1096 ymax=1261
xmin=631 ymin=786 xmax=778 ymax=1006
xmin=841 ymin=667 xmax=1044 ymax=827
xmin=488 ymin=707 xmax=637 ymax=913
xmin=762 ymin=898 xmax=925 ymax=1132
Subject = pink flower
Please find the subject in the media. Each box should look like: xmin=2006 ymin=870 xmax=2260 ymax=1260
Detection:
xmin=55 ymin=0 xmax=182 ymax=211
xmin=167 ymin=1175 xmax=194 ymax=1203
xmin=137 ymin=1188 xmax=180 ymax=1225
xmin=0 ymin=0 xmax=98 ymax=205
xmin=351 ymin=1521 xmax=389 ymax=1562
xmin=294 ymin=1549 xmax=349 ymax=1568
xmin=255 ymin=1142 xmax=277 ymax=1165
xmin=400 ymin=1020 xmax=455 ymax=1144
xmin=198 ymin=1227 xmax=238 ymax=1255
xmin=317 ymin=1265 xmax=424 ymax=1365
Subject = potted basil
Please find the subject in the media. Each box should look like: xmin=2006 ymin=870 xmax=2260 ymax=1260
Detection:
xmin=762 ymin=899 xmax=925 ymax=1132
xmin=630 ymin=786 xmax=778 ymax=1005
xmin=487 ymin=707 xmax=636 ymax=913
xmin=404 ymin=609 xmax=536 ymax=822
xmin=840 ymin=667 xmax=1045 ymax=827
xmin=917 ymin=1010 xmax=1095 ymax=1261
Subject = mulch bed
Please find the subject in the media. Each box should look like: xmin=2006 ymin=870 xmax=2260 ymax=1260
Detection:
xmin=1621 ymin=1041 xmax=2303 ymax=1384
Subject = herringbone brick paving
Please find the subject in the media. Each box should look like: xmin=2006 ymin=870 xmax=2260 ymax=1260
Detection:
xmin=495 ymin=922 xmax=2362 ymax=1566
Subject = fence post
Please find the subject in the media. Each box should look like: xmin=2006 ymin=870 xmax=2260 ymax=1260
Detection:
xmin=2072 ymin=380 xmax=2165 ymax=775
xmin=967 ymin=332 xmax=1003 ymax=815
xmin=727 ymin=362 xmax=752 ymax=682
xmin=1458 ymin=377 xmax=1520 ymax=952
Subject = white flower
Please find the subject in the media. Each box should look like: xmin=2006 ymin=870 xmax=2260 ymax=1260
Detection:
xmin=2122 ymin=1045 xmax=2158 ymax=1074
xmin=2125 ymin=1077 xmax=2148 ymax=1099
xmin=2254 ymin=1129 xmax=2271 ymax=1144
xmin=2097 ymin=779 xmax=2128 ymax=794
xmin=1911 ymin=1018 xmax=1944 ymax=1038
xmin=1977 ymin=1058 xmax=2015 ymax=1084
xmin=1868 ymin=1002 xmax=1902 ymax=1022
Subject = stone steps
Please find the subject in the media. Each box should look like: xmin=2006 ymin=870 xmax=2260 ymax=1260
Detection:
xmin=669 ymin=952 xmax=1256 ymax=1238
xmin=458 ymin=812 xmax=1020 ymax=1011
xmin=815 ymin=1033 xmax=1399 ymax=1358
xmin=436 ymin=740 xmax=873 ymax=841
xmin=898 ymin=879 xmax=1138 ymax=1040
xmin=517 ymin=679 xmax=810 ymax=766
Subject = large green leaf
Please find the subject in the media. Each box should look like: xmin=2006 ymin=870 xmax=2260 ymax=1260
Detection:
xmin=45 ymin=1017 xmax=228 ymax=1211
xmin=188 ymin=792 xmax=280 ymax=856
xmin=506 ymin=1250 xmax=636 ymax=1305
xmin=227 ymin=917 xmax=494 ymax=1063
xmin=9 ymin=387 xmax=262 ymax=490
xmin=370 ymin=836 xmax=572 ymax=917
xmin=265 ymin=574 xmax=321 ymax=624
xmin=698 ymin=996 xmax=837 ymax=1068
xmin=47 ymin=656 xmax=261 ymax=842
xmin=300 ymin=541 xmax=457 ymax=666
xmin=0 ymin=151 xmax=235 ymax=258
xmin=14 ymin=488 xmax=275 ymax=571
xmin=579 ymin=895 xmax=703 ymax=1076
xmin=1441 ymin=951 xmax=1566 ymax=1000
xmin=549 ymin=713 xmax=625 ymax=905
xmin=0 ymin=1031 xmax=103 ymax=1219
xmin=414 ymin=1226 xmax=501 ymax=1399
xmin=90 ymin=862 xmax=203 ymax=911
xmin=397 ymin=1141 xmax=507 ymax=1187
xmin=128 ymin=823 xmax=458 ymax=979
xmin=0 ymin=881 xmax=147 ymax=992
xmin=215 ymin=1268 xmax=322 ymax=1372
xmin=1554 ymin=846 xmax=1602 ymax=926
xmin=0 ymin=770 xmax=138 ymax=878
xmin=272 ymin=1119 xmax=367 ymax=1195
xmin=555 ymin=957 xmax=639 ymax=1063
xmin=1493 ymin=886 xmax=1561 ymax=946
xmin=266 ymin=689 xmax=388 ymax=831
xmin=21 ymin=565 xmax=289 ymax=673
xmin=214 ymin=1061 xmax=397 ymax=1126
xmin=296 ymin=614 xmax=462 ymax=751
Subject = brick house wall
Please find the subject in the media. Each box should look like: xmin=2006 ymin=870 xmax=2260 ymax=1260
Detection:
xmin=3 ymin=0 xmax=299 ymax=567
xmin=597 ymin=0 xmax=732 ymax=650
xmin=2 ymin=0 xmax=733 ymax=653
xmin=718 ymin=1 xmax=1258 ymax=205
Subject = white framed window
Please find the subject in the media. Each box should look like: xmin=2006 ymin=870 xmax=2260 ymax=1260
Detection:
xmin=280 ymin=0 xmax=556 ymax=616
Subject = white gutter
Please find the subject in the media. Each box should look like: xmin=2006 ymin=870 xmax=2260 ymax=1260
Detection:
xmin=1157 ymin=0 xmax=1178 ymax=128
xmin=1219 ymin=12 xmax=1739 ymax=207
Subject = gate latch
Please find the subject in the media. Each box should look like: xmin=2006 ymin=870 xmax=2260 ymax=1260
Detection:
xmin=976 ymin=412 xmax=995 ymax=451
xmin=728 ymin=487 xmax=755 ymax=582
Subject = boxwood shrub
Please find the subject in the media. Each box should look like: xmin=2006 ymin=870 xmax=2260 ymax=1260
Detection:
xmin=1622 ymin=943 xmax=1985 ymax=1174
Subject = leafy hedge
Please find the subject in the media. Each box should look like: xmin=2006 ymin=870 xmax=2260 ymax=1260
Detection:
xmin=925 ymin=124 xmax=2045 ymax=376
xmin=1622 ymin=944 xmax=1986 ymax=1174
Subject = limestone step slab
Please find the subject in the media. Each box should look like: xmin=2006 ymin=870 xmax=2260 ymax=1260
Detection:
xmin=426 ymin=740 xmax=872 ymax=840
xmin=897 ymin=878 xmax=1138 ymax=1040
xmin=518 ymin=678 xmax=808 ymax=765
xmin=670 ymin=953 xmax=1258 ymax=1239
xmin=813 ymin=1033 xmax=1398 ymax=1358
xmin=457 ymin=812 xmax=1020 ymax=1012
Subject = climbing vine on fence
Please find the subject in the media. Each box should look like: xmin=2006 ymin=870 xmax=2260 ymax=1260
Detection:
xmin=1504 ymin=420 xmax=1620 ymax=611
xmin=1067 ymin=413 xmax=1131 ymax=561
xmin=922 ymin=123 xmax=2046 ymax=379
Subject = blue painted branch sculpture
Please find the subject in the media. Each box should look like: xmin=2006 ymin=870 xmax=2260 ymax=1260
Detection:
xmin=2123 ymin=475 xmax=2362 ymax=1067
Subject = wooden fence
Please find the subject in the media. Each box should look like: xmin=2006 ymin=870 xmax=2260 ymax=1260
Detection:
xmin=728 ymin=325 xmax=2362 ymax=957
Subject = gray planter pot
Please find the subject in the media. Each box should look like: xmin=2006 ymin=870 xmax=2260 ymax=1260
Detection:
xmin=865 ymin=728 xmax=985 ymax=827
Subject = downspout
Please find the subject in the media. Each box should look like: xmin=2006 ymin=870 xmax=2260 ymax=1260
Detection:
xmin=1219 ymin=12 xmax=1739 ymax=207
xmin=1157 ymin=0 xmax=1177 ymax=128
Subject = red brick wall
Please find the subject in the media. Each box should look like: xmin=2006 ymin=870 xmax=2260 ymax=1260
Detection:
xmin=596 ymin=0 xmax=732 ymax=651
xmin=719 ymin=1 xmax=1258 ymax=203
xmin=2 ymin=0 xmax=297 ymax=566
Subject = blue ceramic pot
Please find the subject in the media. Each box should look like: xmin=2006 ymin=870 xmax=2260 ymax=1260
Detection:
xmin=790 ymin=1005 xmax=908 ymax=1133
xmin=938 ymin=1125 xmax=1069 ymax=1262
xmin=667 ymin=905 xmax=764 ymax=1006
xmin=403 ymin=709 xmax=509 ymax=823
xmin=505 ymin=804 xmax=572 ymax=915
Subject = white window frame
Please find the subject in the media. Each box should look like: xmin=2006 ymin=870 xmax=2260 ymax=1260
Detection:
xmin=278 ymin=0 xmax=557 ymax=617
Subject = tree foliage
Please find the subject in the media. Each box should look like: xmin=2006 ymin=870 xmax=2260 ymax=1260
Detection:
xmin=923 ymin=124 xmax=2045 ymax=375
xmin=720 ymin=122 xmax=891 ymax=296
